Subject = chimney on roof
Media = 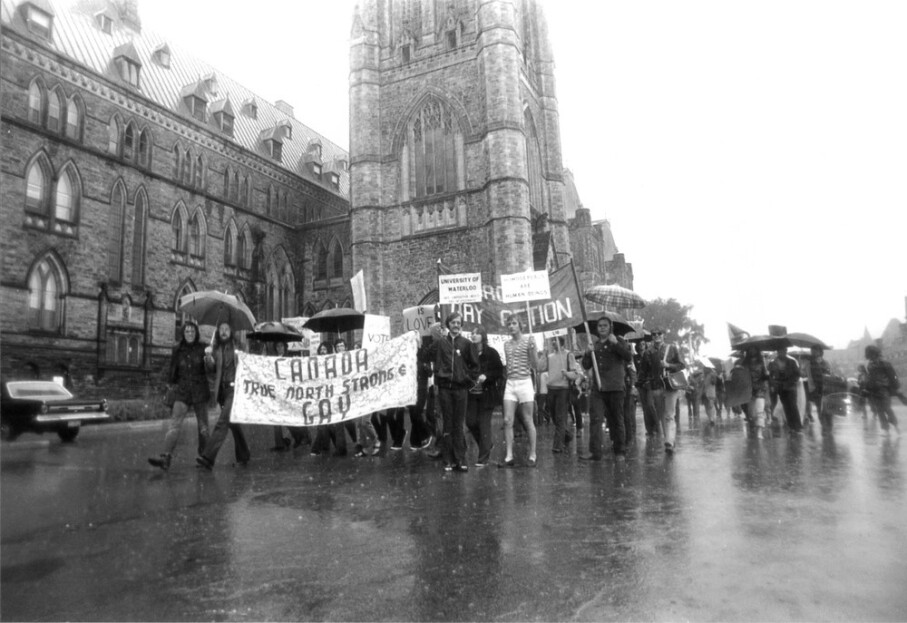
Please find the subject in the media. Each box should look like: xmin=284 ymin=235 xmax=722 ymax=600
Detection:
xmin=275 ymin=100 xmax=294 ymax=118
xmin=116 ymin=0 xmax=141 ymax=33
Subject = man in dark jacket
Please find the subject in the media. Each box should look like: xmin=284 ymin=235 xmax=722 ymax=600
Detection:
xmin=580 ymin=316 xmax=633 ymax=461
xmin=429 ymin=312 xmax=480 ymax=471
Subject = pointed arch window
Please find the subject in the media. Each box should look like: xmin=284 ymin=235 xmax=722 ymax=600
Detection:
xmin=331 ymin=240 xmax=344 ymax=279
xmin=28 ymin=81 xmax=44 ymax=125
xmin=108 ymin=183 xmax=126 ymax=282
xmin=25 ymin=157 xmax=50 ymax=215
xmin=182 ymin=149 xmax=191 ymax=183
xmin=241 ymin=176 xmax=249 ymax=207
xmin=138 ymin=129 xmax=151 ymax=168
xmin=172 ymin=209 xmax=185 ymax=252
xmin=28 ymin=256 xmax=65 ymax=332
xmin=123 ymin=122 xmax=135 ymax=160
xmin=223 ymin=166 xmax=231 ymax=198
xmin=237 ymin=229 xmax=247 ymax=269
xmin=403 ymin=96 xmax=463 ymax=200
xmin=524 ymin=108 xmax=545 ymax=216
xmin=315 ymin=241 xmax=328 ymax=281
xmin=108 ymin=116 xmax=120 ymax=155
xmin=194 ymin=155 xmax=204 ymax=188
xmin=224 ymin=223 xmax=236 ymax=266
xmin=172 ymin=144 xmax=181 ymax=178
xmin=188 ymin=213 xmax=201 ymax=257
xmin=281 ymin=266 xmax=295 ymax=318
xmin=174 ymin=282 xmax=194 ymax=340
xmin=47 ymin=88 xmax=63 ymax=133
xmin=66 ymin=95 xmax=83 ymax=140
xmin=54 ymin=166 xmax=78 ymax=223
xmin=131 ymin=190 xmax=147 ymax=285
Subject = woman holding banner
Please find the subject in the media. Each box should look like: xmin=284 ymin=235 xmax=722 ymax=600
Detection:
xmin=465 ymin=326 xmax=504 ymax=467
xmin=501 ymin=315 xmax=539 ymax=467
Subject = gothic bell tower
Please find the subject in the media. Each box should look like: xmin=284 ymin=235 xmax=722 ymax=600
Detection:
xmin=349 ymin=0 xmax=570 ymax=328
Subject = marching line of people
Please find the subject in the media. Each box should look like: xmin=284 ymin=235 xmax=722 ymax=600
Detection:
xmin=148 ymin=314 xmax=904 ymax=472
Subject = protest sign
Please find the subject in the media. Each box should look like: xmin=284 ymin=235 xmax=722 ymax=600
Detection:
xmin=500 ymin=270 xmax=551 ymax=303
xmin=281 ymin=316 xmax=319 ymax=354
xmin=402 ymin=305 xmax=440 ymax=336
xmin=438 ymin=273 xmax=483 ymax=304
xmin=362 ymin=313 xmax=391 ymax=349
xmin=231 ymin=331 xmax=419 ymax=427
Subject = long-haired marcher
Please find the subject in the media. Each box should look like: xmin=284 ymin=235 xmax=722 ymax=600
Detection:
xmin=429 ymin=312 xmax=479 ymax=472
xmin=538 ymin=336 xmax=581 ymax=454
xmin=580 ymin=316 xmax=633 ymax=461
xmin=768 ymin=344 xmax=803 ymax=433
xmin=636 ymin=340 xmax=659 ymax=436
xmin=465 ymin=326 xmax=504 ymax=466
xmin=641 ymin=329 xmax=686 ymax=454
xmin=736 ymin=346 xmax=769 ymax=439
xmin=864 ymin=345 xmax=901 ymax=434
xmin=501 ymin=315 xmax=539 ymax=467
xmin=405 ymin=335 xmax=436 ymax=451
xmin=196 ymin=322 xmax=251 ymax=469
xmin=148 ymin=321 xmax=210 ymax=470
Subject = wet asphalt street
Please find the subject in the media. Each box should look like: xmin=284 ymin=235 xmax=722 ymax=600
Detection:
xmin=2 ymin=405 xmax=907 ymax=622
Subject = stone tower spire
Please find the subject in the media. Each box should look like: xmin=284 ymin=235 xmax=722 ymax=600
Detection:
xmin=349 ymin=0 xmax=570 ymax=326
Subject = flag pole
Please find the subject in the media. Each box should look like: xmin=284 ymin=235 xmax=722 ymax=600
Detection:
xmin=569 ymin=259 xmax=601 ymax=390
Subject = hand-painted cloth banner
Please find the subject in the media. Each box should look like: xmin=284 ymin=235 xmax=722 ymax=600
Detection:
xmin=231 ymin=331 xmax=419 ymax=427
xmin=440 ymin=263 xmax=583 ymax=334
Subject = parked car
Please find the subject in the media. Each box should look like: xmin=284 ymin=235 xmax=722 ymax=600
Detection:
xmin=1 ymin=380 xmax=109 ymax=442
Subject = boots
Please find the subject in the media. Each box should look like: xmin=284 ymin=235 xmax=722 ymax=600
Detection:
xmin=148 ymin=453 xmax=171 ymax=471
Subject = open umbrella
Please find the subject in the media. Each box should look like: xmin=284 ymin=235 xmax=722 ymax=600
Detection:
xmin=584 ymin=284 xmax=646 ymax=311
xmin=178 ymin=291 xmax=255 ymax=332
xmin=731 ymin=334 xmax=791 ymax=352
xmin=573 ymin=311 xmax=634 ymax=338
xmin=248 ymin=321 xmax=303 ymax=343
xmin=623 ymin=329 xmax=652 ymax=343
xmin=303 ymin=307 xmax=365 ymax=334
xmin=785 ymin=332 xmax=832 ymax=351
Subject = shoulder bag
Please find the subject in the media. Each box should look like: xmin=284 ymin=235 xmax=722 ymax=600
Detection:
xmin=663 ymin=345 xmax=689 ymax=391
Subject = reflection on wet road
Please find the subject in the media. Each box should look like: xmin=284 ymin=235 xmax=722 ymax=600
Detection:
xmin=3 ymin=409 xmax=907 ymax=621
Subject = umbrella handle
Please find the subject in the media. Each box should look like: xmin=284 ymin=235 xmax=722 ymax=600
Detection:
xmin=583 ymin=320 xmax=603 ymax=390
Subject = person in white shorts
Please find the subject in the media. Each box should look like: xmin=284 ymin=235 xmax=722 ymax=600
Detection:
xmin=501 ymin=315 xmax=538 ymax=467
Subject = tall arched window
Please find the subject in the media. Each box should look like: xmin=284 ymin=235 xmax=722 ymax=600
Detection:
xmin=524 ymin=108 xmax=545 ymax=216
xmin=331 ymin=239 xmax=344 ymax=279
xmin=224 ymin=222 xmax=236 ymax=266
xmin=54 ymin=165 xmax=79 ymax=223
xmin=237 ymin=229 xmax=247 ymax=269
xmin=241 ymin=176 xmax=249 ymax=206
xmin=28 ymin=80 xmax=44 ymax=125
xmin=131 ymin=189 xmax=147 ymax=285
xmin=108 ymin=182 xmax=126 ymax=282
xmin=47 ymin=88 xmax=63 ymax=133
xmin=25 ymin=156 xmax=50 ymax=215
xmin=66 ymin=95 xmax=82 ymax=140
xmin=314 ymin=241 xmax=328 ymax=281
xmin=123 ymin=122 xmax=135 ymax=160
xmin=182 ymin=149 xmax=191 ymax=183
xmin=28 ymin=255 xmax=65 ymax=332
xmin=172 ymin=144 xmax=181 ymax=178
xmin=172 ymin=209 xmax=185 ymax=252
xmin=138 ymin=129 xmax=150 ymax=168
xmin=188 ymin=213 xmax=201 ymax=256
xmin=402 ymin=96 xmax=463 ymax=200
xmin=194 ymin=155 xmax=204 ymax=188
xmin=108 ymin=116 xmax=120 ymax=155
xmin=281 ymin=265 xmax=295 ymax=318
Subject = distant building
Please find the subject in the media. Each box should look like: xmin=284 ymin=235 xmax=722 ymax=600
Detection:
xmin=826 ymin=298 xmax=907 ymax=381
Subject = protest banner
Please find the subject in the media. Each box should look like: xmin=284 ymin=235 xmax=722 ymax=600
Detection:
xmin=232 ymin=331 xmax=419 ymax=427
xmin=362 ymin=313 xmax=391 ymax=349
xmin=439 ymin=263 xmax=583 ymax=335
xmin=500 ymin=270 xmax=551 ymax=303
xmin=438 ymin=273 xmax=483 ymax=304
xmin=402 ymin=305 xmax=440 ymax=336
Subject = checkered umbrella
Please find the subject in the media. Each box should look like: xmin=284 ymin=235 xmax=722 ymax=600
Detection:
xmin=584 ymin=284 xmax=646 ymax=311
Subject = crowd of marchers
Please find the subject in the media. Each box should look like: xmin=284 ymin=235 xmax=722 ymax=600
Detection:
xmin=147 ymin=313 xmax=904 ymax=472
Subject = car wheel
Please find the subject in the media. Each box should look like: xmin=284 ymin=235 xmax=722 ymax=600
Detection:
xmin=58 ymin=427 xmax=80 ymax=442
xmin=0 ymin=421 xmax=17 ymax=441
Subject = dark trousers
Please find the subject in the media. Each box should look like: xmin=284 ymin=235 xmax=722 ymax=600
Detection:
xmin=870 ymin=393 xmax=898 ymax=429
xmin=589 ymin=389 xmax=626 ymax=458
xmin=570 ymin=389 xmax=585 ymax=428
xmin=202 ymin=389 xmax=250 ymax=465
xmin=407 ymin=379 xmax=431 ymax=447
xmin=623 ymin=389 xmax=637 ymax=442
xmin=439 ymin=386 xmax=468 ymax=467
xmin=465 ymin=393 xmax=494 ymax=463
xmin=777 ymin=388 xmax=803 ymax=431
xmin=639 ymin=386 xmax=658 ymax=435
xmin=373 ymin=408 xmax=407 ymax=448
xmin=312 ymin=423 xmax=348 ymax=455
xmin=548 ymin=387 xmax=572 ymax=451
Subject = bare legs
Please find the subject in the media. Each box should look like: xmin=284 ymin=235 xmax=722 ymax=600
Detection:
xmin=503 ymin=399 xmax=537 ymax=462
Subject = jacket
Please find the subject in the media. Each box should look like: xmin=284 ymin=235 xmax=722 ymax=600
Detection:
xmin=582 ymin=337 xmax=633 ymax=392
xmin=640 ymin=343 xmax=686 ymax=391
xmin=471 ymin=344 xmax=505 ymax=408
xmin=208 ymin=340 xmax=237 ymax=406
xmin=430 ymin=333 xmax=480 ymax=389
xmin=168 ymin=341 xmax=211 ymax=405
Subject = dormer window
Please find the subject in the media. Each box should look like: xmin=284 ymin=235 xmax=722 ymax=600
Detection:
xmin=152 ymin=44 xmax=171 ymax=68
xmin=446 ymin=29 xmax=457 ymax=49
xmin=401 ymin=44 xmax=411 ymax=63
xmin=312 ymin=163 xmax=322 ymax=178
xmin=216 ymin=111 xmax=233 ymax=135
xmin=181 ymin=80 xmax=209 ymax=122
xmin=96 ymin=11 xmax=113 ymax=34
xmin=241 ymin=98 xmax=258 ymax=119
xmin=266 ymin=139 xmax=282 ymax=162
xmin=113 ymin=42 xmax=142 ymax=88
xmin=23 ymin=2 xmax=53 ymax=40
xmin=329 ymin=172 xmax=340 ymax=190
xmin=187 ymin=96 xmax=206 ymax=121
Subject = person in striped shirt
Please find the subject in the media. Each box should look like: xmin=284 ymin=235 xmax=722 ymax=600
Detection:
xmin=501 ymin=315 xmax=539 ymax=467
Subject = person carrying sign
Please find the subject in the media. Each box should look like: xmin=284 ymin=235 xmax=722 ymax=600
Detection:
xmin=429 ymin=312 xmax=480 ymax=472
xmin=538 ymin=336 xmax=581 ymax=454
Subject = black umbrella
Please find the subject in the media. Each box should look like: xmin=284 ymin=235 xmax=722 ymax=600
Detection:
xmin=732 ymin=334 xmax=792 ymax=352
xmin=573 ymin=311 xmax=634 ymax=338
xmin=303 ymin=308 xmax=365 ymax=334
xmin=247 ymin=321 xmax=303 ymax=343
xmin=785 ymin=332 xmax=832 ymax=351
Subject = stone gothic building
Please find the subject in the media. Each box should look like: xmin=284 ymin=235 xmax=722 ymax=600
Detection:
xmin=349 ymin=0 xmax=631 ymax=328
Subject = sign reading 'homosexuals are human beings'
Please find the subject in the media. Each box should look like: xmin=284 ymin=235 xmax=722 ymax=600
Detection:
xmin=438 ymin=273 xmax=483 ymax=304
xmin=500 ymin=270 xmax=551 ymax=303
xmin=231 ymin=331 xmax=419 ymax=427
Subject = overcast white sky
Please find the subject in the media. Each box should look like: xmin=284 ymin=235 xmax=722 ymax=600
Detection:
xmin=140 ymin=0 xmax=907 ymax=355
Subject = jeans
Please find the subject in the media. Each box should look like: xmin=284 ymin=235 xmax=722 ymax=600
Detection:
xmin=439 ymin=386 xmax=468 ymax=466
xmin=653 ymin=388 xmax=682 ymax=447
xmin=639 ymin=386 xmax=658 ymax=435
xmin=548 ymin=387 xmax=572 ymax=451
xmin=777 ymin=388 xmax=802 ymax=431
xmin=465 ymin=392 xmax=494 ymax=463
xmin=589 ymin=389 xmax=625 ymax=458
xmin=163 ymin=400 xmax=209 ymax=456
xmin=201 ymin=389 xmax=250 ymax=464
